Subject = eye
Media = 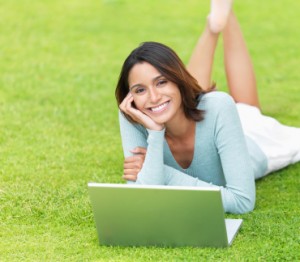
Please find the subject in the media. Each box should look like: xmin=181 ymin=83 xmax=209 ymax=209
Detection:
xmin=157 ymin=79 xmax=167 ymax=87
xmin=134 ymin=86 xmax=146 ymax=94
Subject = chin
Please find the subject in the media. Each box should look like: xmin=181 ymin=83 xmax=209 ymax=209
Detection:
xmin=149 ymin=114 xmax=173 ymax=125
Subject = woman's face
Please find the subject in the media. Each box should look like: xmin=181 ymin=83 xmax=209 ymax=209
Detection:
xmin=128 ymin=62 xmax=183 ymax=125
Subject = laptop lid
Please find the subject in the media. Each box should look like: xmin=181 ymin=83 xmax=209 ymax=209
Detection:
xmin=88 ymin=183 xmax=242 ymax=247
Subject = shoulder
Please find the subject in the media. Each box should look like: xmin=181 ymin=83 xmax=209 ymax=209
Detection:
xmin=196 ymin=91 xmax=242 ymax=131
xmin=197 ymin=91 xmax=236 ymax=112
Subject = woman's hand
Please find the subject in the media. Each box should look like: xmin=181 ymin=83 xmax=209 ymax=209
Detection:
xmin=119 ymin=93 xmax=164 ymax=131
xmin=123 ymin=147 xmax=147 ymax=181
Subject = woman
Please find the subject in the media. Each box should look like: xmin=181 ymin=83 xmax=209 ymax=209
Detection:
xmin=115 ymin=2 xmax=300 ymax=214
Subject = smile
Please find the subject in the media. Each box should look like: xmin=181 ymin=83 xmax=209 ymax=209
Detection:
xmin=149 ymin=101 xmax=170 ymax=113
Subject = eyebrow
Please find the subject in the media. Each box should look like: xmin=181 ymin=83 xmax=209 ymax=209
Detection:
xmin=129 ymin=74 xmax=164 ymax=90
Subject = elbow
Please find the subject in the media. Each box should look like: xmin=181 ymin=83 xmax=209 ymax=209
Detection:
xmin=236 ymin=192 xmax=256 ymax=214
xmin=224 ymin=187 xmax=256 ymax=214
xmin=240 ymin=197 xmax=255 ymax=214
xmin=230 ymin=180 xmax=256 ymax=214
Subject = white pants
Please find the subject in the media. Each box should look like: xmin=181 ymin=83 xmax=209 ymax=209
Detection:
xmin=236 ymin=103 xmax=300 ymax=175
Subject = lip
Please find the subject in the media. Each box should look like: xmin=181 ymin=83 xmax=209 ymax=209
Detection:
xmin=147 ymin=101 xmax=170 ymax=114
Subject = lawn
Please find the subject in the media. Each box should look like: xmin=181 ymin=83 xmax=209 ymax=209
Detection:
xmin=0 ymin=0 xmax=299 ymax=261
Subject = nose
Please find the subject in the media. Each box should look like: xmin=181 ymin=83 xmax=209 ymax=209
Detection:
xmin=148 ymin=87 xmax=161 ymax=104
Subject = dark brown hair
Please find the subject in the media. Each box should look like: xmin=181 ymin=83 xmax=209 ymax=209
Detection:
xmin=115 ymin=41 xmax=212 ymax=123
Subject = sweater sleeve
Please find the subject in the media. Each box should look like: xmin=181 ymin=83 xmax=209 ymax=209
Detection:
xmin=212 ymin=94 xmax=256 ymax=214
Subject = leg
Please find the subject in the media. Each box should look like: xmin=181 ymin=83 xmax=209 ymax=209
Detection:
xmin=223 ymin=12 xmax=260 ymax=108
xmin=186 ymin=18 xmax=219 ymax=91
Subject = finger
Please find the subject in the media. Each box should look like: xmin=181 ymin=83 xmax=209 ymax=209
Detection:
xmin=122 ymin=96 xmax=141 ymax=123
xmin=124 ymin=155 xmax=144 ymax=165
xmin=124 ymin=93 xmax=134 ymax=111
xmin=124 ymin=162 xmax=139 ymax=169
xmin=124 ymin=167 xmax=140 ymax=176
xmin=124 ymin=161 xmax=139 ymax=167
xmin=130 ymin=147 xmax=147 ymax=155
xmin=119 ymin=92 xmax=133 ymax=112
xmin=123 ymin=162 xmax=143 ymax=173
xmin=124 ymin=155 xmax=139 ymax=163
xmin=124 ymin=157 xmax=144 ymax=168
xmin=123 ymin=174 xmax=138 ymax=181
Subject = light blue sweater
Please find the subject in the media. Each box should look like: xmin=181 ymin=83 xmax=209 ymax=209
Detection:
xmin=119 ymin=91 xmax=268 ymax=214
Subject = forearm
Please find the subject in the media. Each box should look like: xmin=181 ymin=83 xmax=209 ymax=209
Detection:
xmin=135 ymin=129 xmax=166 ymax=185
xmin=164 ymin=165 xmax=255 ymax=214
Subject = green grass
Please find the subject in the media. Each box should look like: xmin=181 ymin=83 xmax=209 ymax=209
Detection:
xmin=1 ymin=0 xmax=300 ymax=261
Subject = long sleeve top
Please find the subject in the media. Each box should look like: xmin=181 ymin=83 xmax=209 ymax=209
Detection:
xmin=119 ymin=91 xmax=268 ymax=214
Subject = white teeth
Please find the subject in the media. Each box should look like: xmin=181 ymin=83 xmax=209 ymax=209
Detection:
xmin=151 ymin=102 xmax=169 ymax=112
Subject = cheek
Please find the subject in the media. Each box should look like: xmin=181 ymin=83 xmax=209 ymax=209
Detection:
xmin=133 ymin=97 xmax=145 ymax=110
xmin=173 ymin=89 xmax=182 ymax=103
xmin=169 ymin=84 xmax=181 ymax=99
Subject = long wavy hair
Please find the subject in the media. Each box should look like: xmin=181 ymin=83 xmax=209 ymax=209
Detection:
xmin=115 ymin=41 xmax=213 ymax=123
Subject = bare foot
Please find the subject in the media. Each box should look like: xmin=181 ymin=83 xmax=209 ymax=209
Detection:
xmin=209 ymin=0 xmax=233 ymax=33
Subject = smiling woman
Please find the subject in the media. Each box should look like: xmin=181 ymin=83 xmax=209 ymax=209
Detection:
xmin=116 ymin=41 xmax=209 ymax=125
xmin=128 ymin=62 xmax=183 ymax=127
xmin=114 ymin=1 xmax=300 ymax=214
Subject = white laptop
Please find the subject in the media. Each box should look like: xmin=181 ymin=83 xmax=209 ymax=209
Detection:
xmin=88 ymin=183 xmax=243 ymax=247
